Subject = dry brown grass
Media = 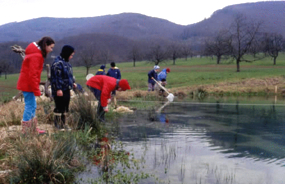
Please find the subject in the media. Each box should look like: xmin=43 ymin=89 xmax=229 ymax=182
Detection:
xmin=117 ymin=90 xmax=152 ymax=100
xmin=1 ymin=76 xmax=284 ymax=125
xmin=0 ymin=129 xmax=17 ymax=184
xmin=0 ymin=99 xmax=53 ymax=127
xmin=0 ymin=101 xmax=24 ymax=126
xmin=170 ymin=77 xmax=285 ymax=95
xmin=114 ymin=77 xmax=285 ymax=102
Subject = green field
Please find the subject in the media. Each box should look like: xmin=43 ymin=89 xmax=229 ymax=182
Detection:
xmin=1 ymin=53 xmax=285 ymax=104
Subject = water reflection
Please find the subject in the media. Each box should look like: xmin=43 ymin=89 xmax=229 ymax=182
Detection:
xmin=114 ymin=101 xmax=285 ymax=183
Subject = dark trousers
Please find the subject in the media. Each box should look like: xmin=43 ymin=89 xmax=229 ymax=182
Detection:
xmin=88 ymin=86 xmax=105 ymax=121
xmin=53 ymin=90 xmax=70 ymax=128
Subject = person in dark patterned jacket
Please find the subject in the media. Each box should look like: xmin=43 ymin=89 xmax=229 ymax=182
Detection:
xmin=50 ymin=45 xmax=76 ymax=129
xmin=148 ymin=65 xmax=160 ymax=91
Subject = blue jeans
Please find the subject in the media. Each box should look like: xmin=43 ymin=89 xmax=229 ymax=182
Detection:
xmin=22 ymin=92 xmax=37 ymax=121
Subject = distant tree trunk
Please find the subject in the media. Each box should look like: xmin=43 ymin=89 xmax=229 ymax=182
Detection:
xmin=273 ymin=57 xmax=277 ymax=65
xmin=236 ymin=59 xmax=240 ymax=72
xmin=4 ymin=72 xmax=7 ymax=79
xmin=86 ymin=67 xmax=90 ymax=76
xmin=217 ymin=55 xmax=221 ymax=64
xmin=129 ymin=45 xmax=140 ymax=67
xmin=173 ymin=58 xmax=176 ymax=65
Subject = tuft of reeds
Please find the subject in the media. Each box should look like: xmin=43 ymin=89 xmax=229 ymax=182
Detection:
xmin=8 ymin=133 xmax=82 ymax=184
xmin=69 ymin=94 xmax=101 ymax=132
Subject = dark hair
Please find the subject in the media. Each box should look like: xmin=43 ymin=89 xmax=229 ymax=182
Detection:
xmin=110 ymin=62 xmax=115 ymax=67
xmin=60 ymin=45 xmax=75 ymax=61
xmin=36 ymin=36 xmax=55 ymax=58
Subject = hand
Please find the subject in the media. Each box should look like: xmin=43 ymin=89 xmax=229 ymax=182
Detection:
xmin=151 ymin=77 xmax=154 ymax=79
xmin=107 ymin=99 xmax=111 ymax=103
xmin=104 ymin=108 xmax=109 ymax=112
xmin=57 ymin=90 xmax=63 ymax=96
xmin=73 ymin=83 xmax=77 ymax=88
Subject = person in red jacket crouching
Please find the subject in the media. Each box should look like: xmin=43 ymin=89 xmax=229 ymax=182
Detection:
xmin=17 ymin=36 xmax=55 ymax=134
xmin=86 ymin=75 xmax=131 ymax=122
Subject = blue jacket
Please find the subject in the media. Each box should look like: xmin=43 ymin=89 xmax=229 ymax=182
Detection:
xmin=158 ymin=69 xmax=168 ymax=81
xmin=148 ymin=69 xmax=158 ymax=84
xmin=50 ymin=56 xmax=75 ymax=97
xmin=107 ymin=67 xmax=121 ymax=79
xmin=96 ymin=69 xmax=106 ymax=75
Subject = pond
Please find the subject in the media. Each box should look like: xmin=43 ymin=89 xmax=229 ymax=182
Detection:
xmin=79 ymin=97 xmax=285 ymax=184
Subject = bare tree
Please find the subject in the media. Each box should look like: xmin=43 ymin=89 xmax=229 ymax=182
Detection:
xmin=78 ymin=45 xmax=97 ymax=75
xmin=181 ymin=43 xmax=192 ymax=61
xmin=167 ymin=42 xmax=181 ymax=65
xmin=229 ymin=14 xmax=263 ymax=72
xmin=97 ymin=48 xmax=114 ymax=66
xmin=146 ymin=44 xmax=167 ymax=65
xmin=0 ymin=59 xmax=11 ymax=79
xmin=128 ymin=44 xmax=141 ymax=67
xmin=204 ymin=30 xmax=232 ymax=64
xmin=264 ymin=33 xmax=283 ymax=65
xmin=0 ymin=61 xmax=3 ymax=78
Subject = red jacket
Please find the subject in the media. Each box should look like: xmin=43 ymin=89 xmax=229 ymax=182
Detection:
xmin=17 ymin=42 xmax=44 ymax=96
xmin=86 ymin=75 xmax=117 ymax=107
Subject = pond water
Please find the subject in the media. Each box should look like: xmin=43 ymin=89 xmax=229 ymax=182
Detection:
xmin=79 ymin=97 xmax=285 ymax=184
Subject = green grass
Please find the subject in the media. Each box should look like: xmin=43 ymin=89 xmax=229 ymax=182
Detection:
xmin=1 ymin=53 xmax=285 ymax=104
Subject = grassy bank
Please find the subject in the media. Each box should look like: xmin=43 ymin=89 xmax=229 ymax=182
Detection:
xmin=0 ymin=94 xmax=156 ymax=183
xmin=1 ymin=53 xmax=285 ymax=183
xmin=1 ymin=53 xmax=285 ymax=104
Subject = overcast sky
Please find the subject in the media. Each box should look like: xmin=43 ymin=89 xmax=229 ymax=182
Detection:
xmin=0 ymin=0 xmax=279 ymax=26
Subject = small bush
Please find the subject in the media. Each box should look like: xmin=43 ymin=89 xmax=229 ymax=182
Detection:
xmin=69 ymin=95 xmax=101 ymax=133
xmin=9 ymin=133 xmax=82 ymax=184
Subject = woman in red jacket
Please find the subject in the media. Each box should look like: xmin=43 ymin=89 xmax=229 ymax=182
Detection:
xmin=17 ymin=36 xmax=55 ymax=134
xmin=86 ymin=75 xmax=131 ymax=122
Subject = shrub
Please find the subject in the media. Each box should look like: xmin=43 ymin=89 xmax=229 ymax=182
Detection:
xmin=9 ymin=133 xmax=82 ymax=184
xmin=69 ymin=95 xmax=101 ymax=133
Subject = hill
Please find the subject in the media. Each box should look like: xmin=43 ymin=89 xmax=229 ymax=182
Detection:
xmin=182 ymin=1 xmax=285 ymax=40
xmin=0 ymin=13 xmax=184 ymax=43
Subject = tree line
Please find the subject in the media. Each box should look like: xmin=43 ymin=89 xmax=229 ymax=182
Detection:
xmin=0 ymin=13 xmax=284 ymax=78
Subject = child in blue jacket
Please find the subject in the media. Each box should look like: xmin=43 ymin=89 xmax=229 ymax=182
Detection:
xmin=96 ymin=65 xmax=106 ymax=75
xmin=107 ymin=62 xmax=121 ymax=96
xmin=157 ymin=68 xmax=170 ymax=93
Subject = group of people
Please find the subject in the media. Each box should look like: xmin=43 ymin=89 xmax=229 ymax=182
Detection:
xmin=17 ymin=36 xmax=171 ymax=134
xmin=17 ymin=36 xmax=131 ymax=134
xmin=86 ymin=61 xmax=129 ymax=122
xmin=147 ymin=65 xmax=171 ymax=93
